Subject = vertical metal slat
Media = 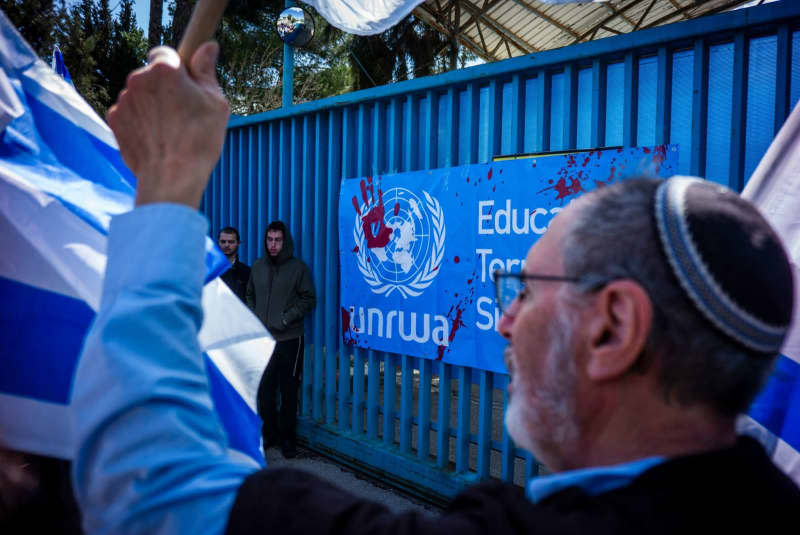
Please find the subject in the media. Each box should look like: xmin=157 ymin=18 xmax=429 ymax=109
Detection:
xmin=623 ymin=51 xmax=639 ymax=148
xmin=730 ymin=33 xmax=748 ymax=192
xmin=690 ymin=38 xmax=709 ymax=177
xmin=417 ymin=358 xmax=432 ymax=460
xmin=487 ymin=79 xmax=502 ymax=159
xmin=437 ymin=363 xmax=452 ymax=468
xmin=404 ymin=95 xmax=419 ymax=172
xmin=312 ymin=114 xmax=327 ymax=421
xmin=775 ymin=25 xmax=791 ymax=135
xmin=367 ymin=350 xmax=381 ymax=439
xmin=500 ymin=377 xmax=515 ymax=481
xmin=591 ymin=60 xmax=607 ymax=148
xmin=324 ymin=109 xmax=340 ymax=425
xmin=510 ymin=74 xmax=526 ymax=155
xmin=656 ymin=47 xmax=673 ymax=146
xmin=456 ymin=366 xmax=471 ymax=473
xmin=537 ymin=72 xmax=552 ymax=153
xmin=476 ymin=370 xmax=493 ymax=480
xmin=383 ymin=353 xmax=397 ymax=445
xmin=563 ymin=64 xmax=578 ymax=150
xmin=399 ymin=355 xmax=414 ymax=453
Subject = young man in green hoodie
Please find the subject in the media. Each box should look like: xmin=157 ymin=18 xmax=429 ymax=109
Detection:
xmin=246 ymin=220 xmax=316 ymax=458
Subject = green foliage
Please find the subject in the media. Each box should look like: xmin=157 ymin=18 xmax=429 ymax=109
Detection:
xmin=1 ymin=0 xmax=58 ymax=55
xmin=3 ymin=0 xmax=147 ymax=117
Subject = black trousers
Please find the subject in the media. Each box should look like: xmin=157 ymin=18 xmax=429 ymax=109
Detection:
xmin=256 ymin=336 xmax=304 ymax=447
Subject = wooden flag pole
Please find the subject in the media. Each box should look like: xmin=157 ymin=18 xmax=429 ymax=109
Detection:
xmin=177 ymin=0 xmax=228 ymax=65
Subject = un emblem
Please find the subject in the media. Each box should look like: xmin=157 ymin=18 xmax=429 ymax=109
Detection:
xmin=354 ymin=187 xmax=445 ymax=298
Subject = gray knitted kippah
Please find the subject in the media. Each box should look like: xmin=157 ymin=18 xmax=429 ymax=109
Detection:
xmin=654 ymin=177 xmax=793 ymax=354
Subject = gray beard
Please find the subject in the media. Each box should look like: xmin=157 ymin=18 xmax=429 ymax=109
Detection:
xmin=504 ymin=298 xmax=579 ymax=466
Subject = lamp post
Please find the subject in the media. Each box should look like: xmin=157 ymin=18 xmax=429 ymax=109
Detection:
xmin=282 ymin=0 xmax=295 ymax=108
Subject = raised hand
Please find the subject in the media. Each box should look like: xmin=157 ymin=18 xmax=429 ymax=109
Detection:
xmin=107 ymin=42 xmax=229 ymax=209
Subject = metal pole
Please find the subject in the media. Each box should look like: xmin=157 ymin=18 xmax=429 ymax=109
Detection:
xmin=282 ymin=0 xmax=295 ymax=107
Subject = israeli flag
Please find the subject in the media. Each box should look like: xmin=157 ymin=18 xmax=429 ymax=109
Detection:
xmin=304 ymin=0 xmax=604 ymax=35
xmin=0 ymin=11 xmax=272 ymax=465
xmin=51 ymin=44 xmax=71 ymax=84
xmin=739 ymin=100 xmax=800 ymax=485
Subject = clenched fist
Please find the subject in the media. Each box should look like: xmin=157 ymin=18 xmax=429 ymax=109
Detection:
xmin=107 ymin=42 xmax=229 ymax=209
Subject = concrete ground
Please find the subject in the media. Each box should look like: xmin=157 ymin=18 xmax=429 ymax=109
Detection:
xmin=264 ymin=445 xmax=441 ymax=515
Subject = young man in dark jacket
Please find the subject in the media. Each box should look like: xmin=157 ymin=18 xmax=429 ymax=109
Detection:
xmin=218 ymin=226 xmax=250 ymax=302
xmin=246 ymin=221 xmax=315 ymax=458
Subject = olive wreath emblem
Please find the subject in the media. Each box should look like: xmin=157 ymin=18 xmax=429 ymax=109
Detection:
xmin=354 ymin=190 xmax=445 ymax=299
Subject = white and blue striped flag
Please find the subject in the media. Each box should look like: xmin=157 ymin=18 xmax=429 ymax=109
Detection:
xmin=304 ymin=0 xmax=602 ymax=36
xmin=739 ymin=101 xmax=800 ymax=485
xmin=0 ymin=10 xmax=272 ymax=465
xmin=51 ymin=44 xmax=71 ymax=85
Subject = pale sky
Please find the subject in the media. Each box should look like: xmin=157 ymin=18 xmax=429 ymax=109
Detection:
xmin=132 ymin=0 xmax=170 ymax=36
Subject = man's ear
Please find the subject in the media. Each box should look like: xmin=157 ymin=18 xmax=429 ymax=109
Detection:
xmin=584 ymin=280 xmax=652 ymax=382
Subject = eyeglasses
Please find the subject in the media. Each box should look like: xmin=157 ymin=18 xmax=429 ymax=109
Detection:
xmin=493 ymin=270 xmax=580 ymax=314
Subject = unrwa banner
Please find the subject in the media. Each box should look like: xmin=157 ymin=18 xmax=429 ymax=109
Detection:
xmin=338 ymin=145 xmax=678 ymax=373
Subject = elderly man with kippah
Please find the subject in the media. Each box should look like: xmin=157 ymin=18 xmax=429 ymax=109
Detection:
xmin=71 ymin=42 xmax=800 ymax=535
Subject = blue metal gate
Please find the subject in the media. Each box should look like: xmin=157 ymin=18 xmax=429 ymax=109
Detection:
xmin=203 ymin=2 xmax=800 ymax=504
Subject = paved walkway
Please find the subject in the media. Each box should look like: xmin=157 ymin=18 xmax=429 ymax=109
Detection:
xmin=264 ymin=446 xmax=440 ymax=515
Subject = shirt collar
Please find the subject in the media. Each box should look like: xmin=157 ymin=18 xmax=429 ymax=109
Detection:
xmin=526 ymin=456 xmax=664 ymax=504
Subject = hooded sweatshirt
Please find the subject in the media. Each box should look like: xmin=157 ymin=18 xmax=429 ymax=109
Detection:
xmin=246 ymin=223 xmax=315 ymax=341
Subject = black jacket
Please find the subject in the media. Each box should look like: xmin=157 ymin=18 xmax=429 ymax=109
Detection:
xmin=226 ymin=437 xmax=800 ymax=534
xmin=221 ymin=258 xmax=250 ymax=303
xmin=246 ymin=223 xmax=315 ymax=341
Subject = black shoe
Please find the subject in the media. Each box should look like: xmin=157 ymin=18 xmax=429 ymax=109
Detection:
xmin=281 ymin=440 xmax=297 ymax=459
xmin=263 ymin=435 xmax=279 ymax=450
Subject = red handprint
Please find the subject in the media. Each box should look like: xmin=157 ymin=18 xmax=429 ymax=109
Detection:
xmin=352 ymin=176 xmax=393 ymax=249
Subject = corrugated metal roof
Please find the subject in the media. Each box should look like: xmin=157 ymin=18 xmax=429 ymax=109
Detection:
xmin=414 ymin=0 xmax=779 ymax=62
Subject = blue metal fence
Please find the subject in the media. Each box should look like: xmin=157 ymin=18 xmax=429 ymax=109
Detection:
xmin=203 ymin=2 xmax=800 ymax=504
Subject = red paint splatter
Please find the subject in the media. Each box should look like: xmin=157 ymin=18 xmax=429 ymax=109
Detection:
xmin=653 ymin=144 xmax=667 ymax=165
xmin=360 ymin=180 xmax=369 ymax=204
xmin=548 ymin=179 xmax=553 ymax=184
xmin=351 ymin=196 xmax=361 ymax=215
xmin=448 ymin=307 xmax=465 ymax=344
xmin=437 ymin=345 xmax=446 ymax=360
xmin=488 ymin=168 xmax=493 ymax=180
xmin=467 ymin=278 xmax=473 ymax=285
xmin=609 ymin=166 xmax=617 ymax=179
xmin=393 ymin=202 xmax=400 ymax=216
xmin=582 ymin=157 xmax=591 ymax=167
xmin=532 ymin=162 xmax=537 ymax=167
xmin=432 ymin=266 xmax=438 ymax=271
xmin=352 ymin=245 xmax=359 ymax=253
xmin=341 ymin=307 xmax=350 ymax=333
xmin=616 ymin=147 xmax=624 ymax=153
xmin=454 ymin=256 xmax=460 ymax=263
xmin=643 ymin=147 xmax=651 ymax=154
xmin=466 ymin=177 xmax=470 ymax=183
xmin=539 ymin=176 xmax=586 ymax=200
xmin=567 ymin=154 xmax=576 ymax=167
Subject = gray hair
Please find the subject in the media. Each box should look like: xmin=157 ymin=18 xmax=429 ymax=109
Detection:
xmin=560 ymin=178 xmax=774 ymax=417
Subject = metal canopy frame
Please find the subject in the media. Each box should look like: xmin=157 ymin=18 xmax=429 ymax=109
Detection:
xmin=413 ymin=0 xmax=771 ymax=63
